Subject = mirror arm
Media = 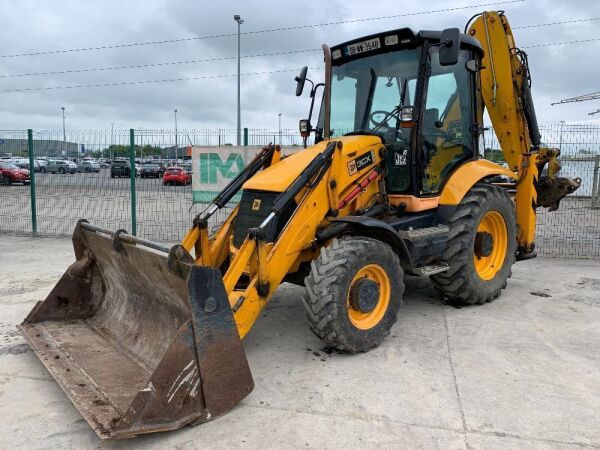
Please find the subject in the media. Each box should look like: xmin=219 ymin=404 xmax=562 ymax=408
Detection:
xmin=307 ymin=83 xmax=325 ymax=129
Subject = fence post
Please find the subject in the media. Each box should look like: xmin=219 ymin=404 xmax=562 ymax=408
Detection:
xmin=27 ymin=129 xmax=37 ymax=237
xmin=243 ymin=127 xmax=249 ymax=164
xmin=592 ymin=154 xmax=600 ymax=209
xmin=129 ymin=129 xmax=137 ymax=235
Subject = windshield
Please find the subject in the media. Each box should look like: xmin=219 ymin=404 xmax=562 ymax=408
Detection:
xmin=330 ymin=49 xmax=419 ymax=137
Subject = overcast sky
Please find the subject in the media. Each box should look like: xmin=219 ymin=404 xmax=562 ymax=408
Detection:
xmin=1 ymin=0 xmax=599 ymax=131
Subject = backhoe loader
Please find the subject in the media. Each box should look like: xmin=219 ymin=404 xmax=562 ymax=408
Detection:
xmin=20 ymin=11 xmax=580 ymax=439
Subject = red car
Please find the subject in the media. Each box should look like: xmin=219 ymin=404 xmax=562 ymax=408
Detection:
xmin=0 ymin=162 xmax=30 ymax=185
xmin=163 ymin=166 xmax=191 ymax=186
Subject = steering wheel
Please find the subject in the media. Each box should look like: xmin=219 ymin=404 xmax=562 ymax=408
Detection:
xmin=370 ymin=110 xmax=392 ymax=127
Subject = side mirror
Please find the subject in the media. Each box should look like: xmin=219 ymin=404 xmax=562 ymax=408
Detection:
xmin=295 ymin=66 xmax=308 ymax=97
xmin=439 ymin=28 xmax=460 ymax=66
xmin=299 ymin=119 xmax=311 ymax=137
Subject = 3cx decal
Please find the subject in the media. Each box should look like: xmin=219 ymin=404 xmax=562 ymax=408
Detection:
xmin=347 ymin=150 xmax=374 ymax=176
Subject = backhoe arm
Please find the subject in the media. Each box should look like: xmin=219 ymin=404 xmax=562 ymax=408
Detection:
xmin=468 ymin=11 xmax=580 ymax=257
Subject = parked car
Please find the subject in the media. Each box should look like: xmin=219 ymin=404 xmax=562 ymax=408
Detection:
xmin=0 ymin=162 xmax=30 ymax=185
xmin=163 ymin=166 xmax=191 ymax=186
xmin=110 ymin=160 xmax=131 ymax=178
xmin=36 ymin=158 xmax=49 ymax=169
xmin=77 ymin=160 xmax=100 ymax=173
xmin=140 ymin=163 xmax=161 ymax=178
xmin=12 ymin=159 xmax=41 ymax=172
xmin=41 ymin=159 xmax=77 ymax=174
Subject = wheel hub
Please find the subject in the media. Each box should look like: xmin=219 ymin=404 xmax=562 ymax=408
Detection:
xmin=349 ymin=278 xmax=379 ymax=313
xmin=474 ymin=231 xmax=494 ymax=257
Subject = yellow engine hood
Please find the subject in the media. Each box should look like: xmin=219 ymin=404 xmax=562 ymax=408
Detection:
xmin=243 ymin=136 xmax=382 ymax=193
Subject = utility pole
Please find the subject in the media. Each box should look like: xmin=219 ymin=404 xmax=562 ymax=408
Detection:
xmin=174 ymin=109 xmax=178 ymax=163
xmin=278 ymin=113 xmax=282 ymax=146
xmin=234 ymin=14 xmax=244 ymax=147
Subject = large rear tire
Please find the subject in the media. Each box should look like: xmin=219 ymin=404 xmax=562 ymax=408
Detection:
xmin=302 ymin=237 xmax=404 ymax=353
xmin=431 ymin=183 xmax=516 ymax=305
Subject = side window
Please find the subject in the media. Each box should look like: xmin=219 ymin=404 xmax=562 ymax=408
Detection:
xmin=330 ymin=77 xmax=356 ymax=137
xmin=421 ymin=49 xmax=474 ymax=194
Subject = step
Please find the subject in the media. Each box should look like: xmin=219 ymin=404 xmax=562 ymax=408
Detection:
xmin=412 ymin=263 xmax=450 ymax=276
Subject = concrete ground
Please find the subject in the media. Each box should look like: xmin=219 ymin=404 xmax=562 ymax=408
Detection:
xmin=0 ymin=235 xmax=599 ymax=449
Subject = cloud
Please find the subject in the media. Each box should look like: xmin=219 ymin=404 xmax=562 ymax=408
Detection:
xmin=1 ymin=0 xmax=599 ymax=131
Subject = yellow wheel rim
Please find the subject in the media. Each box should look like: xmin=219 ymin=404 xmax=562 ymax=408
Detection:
xmin=347 ymin=264 xmax=391 ymax=330
xmin=473 ymin=210 xmax=508 ymax=281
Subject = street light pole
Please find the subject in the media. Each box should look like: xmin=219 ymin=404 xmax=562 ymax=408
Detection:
xmin=174 ymin=109 xmax=178 ymax=163
xmin=61 ymin=107 xmax=66 ymax=155
xmin=559 ymin=120 xmax=566 ymax=151
xmin=278 ymin=113 xmax=282 ymax=146
xmin=234 ymin=14 xmax=244 ymax=147
xmin=110 ymin=122 xmax=115 ymax=159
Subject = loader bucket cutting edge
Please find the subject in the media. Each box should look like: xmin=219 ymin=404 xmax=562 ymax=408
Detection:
xmin=18 ymin=221 xmax=253 ymax=439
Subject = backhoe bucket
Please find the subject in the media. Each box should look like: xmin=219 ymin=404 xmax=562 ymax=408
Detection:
xmin=18 ymin=221 xmax=253 ymax=439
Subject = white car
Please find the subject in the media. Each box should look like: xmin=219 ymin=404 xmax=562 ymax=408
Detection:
xmin=42 ymin=159 xmax=77 ymax=174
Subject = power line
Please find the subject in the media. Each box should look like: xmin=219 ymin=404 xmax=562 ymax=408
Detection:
xmin=522 ymin=37 xmax=600 ymax=48
xmin=512 ymin=17 xmax=600 ymax=29
xmin=6 ymin=17 xmax=596 ymax=79
xmin=3 ymin=34 xmax=600 ymax=94
xmin=0 ymin=49 xmax=320 ymax=79
xmin=0 ymin=0 xmax=525 ymax=59
xmin=2 ymin=17 xmax=595 ymax=80
xmin=0 ymin=67 xmax=324 ymax=93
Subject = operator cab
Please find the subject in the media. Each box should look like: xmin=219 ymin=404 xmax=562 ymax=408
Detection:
xmin=297 ymin=27 xmax=483 ymax=201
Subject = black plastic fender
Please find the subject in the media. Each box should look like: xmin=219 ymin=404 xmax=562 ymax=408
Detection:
xmin=329 ymin=216 xmax=414 ymax=270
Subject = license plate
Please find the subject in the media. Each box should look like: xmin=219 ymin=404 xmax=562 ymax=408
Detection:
xmin=346 ymin=38 xmax=380 ymax=56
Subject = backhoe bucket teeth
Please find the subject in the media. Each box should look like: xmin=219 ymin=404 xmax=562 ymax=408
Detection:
xmin=18 ymin=221 xmax=253 ymax=439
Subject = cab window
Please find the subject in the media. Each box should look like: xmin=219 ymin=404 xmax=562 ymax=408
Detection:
xmin=420 ymin=48 xmax=475 ymax=194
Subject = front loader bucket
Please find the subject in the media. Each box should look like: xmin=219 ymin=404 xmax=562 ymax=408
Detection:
xmin=18 ymin=221 xmax=253 ymax=439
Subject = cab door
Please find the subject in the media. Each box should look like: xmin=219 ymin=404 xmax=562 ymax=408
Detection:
xmin=418 ymin=47 xmax=477 ymax=195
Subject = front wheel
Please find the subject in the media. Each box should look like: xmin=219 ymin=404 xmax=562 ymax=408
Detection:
xmin=59 ymin=167 xmax=66 ymax=174
xmin=303 ymin=237 xmax=404 ymax=353
xmin=431 ymin=183 xmax=516 ymax=305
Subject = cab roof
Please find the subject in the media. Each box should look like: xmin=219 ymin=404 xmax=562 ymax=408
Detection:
xmin=330 ymin=27 xmax=483 ymax=65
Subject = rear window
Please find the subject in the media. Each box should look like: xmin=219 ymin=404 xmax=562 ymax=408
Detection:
xmin=166 ymin=168 xmax=182 ymax=173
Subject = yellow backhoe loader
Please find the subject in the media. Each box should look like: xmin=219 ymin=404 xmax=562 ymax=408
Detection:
xmin=19 ymin=11 xmax=580 ymax=439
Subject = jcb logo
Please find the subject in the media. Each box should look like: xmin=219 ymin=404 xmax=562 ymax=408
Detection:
xmin=252 ymin=199 xmax=261 ymax=211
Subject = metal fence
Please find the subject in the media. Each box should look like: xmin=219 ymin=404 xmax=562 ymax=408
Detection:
xmin=1 ymin=125 xmax=599 ymax=259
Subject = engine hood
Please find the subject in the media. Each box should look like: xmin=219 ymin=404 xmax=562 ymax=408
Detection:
xmin=243 ymin=135 xmax=382 ymax=193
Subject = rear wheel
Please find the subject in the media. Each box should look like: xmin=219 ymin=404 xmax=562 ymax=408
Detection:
xmin=40 ymin=167 xmax=46 ymax=173
xmin=431 ymin=183 xmax=516 ymax=305
xmin=302 ymin=237 xmax=404 ymax=353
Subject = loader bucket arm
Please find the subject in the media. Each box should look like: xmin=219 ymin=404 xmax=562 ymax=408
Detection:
xmin=18 ymin=221 xmax=253 ymax=439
